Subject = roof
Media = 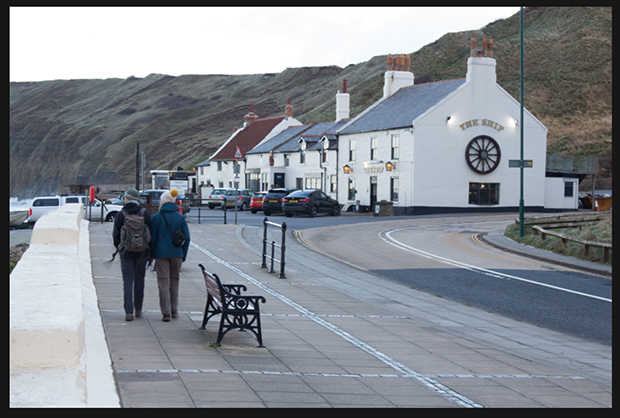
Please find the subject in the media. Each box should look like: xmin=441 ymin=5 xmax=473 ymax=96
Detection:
xmin=247 ymin=124 xmax=313 ymax=155
xmin=210 ymin=116 xmax=286 ymax=160
xmin=274 ymin=120 xmax=350 ymax=153
xmin=338 ymin=79 xmax=466 ymax=135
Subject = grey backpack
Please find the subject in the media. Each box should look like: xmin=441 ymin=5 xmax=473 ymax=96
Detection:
xmin=119 ymin=208 xmax=150 ymax=252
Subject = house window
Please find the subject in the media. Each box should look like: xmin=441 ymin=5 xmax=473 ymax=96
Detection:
xmin=305 ymin=177 xmax=321 ymax=190
xmin=348 ymin=177 xmax=356 ymax=200
xmin=296 ymin=178 xmax=304 ymax=189
xmin=564 ymin=181 xmax=574 ymax=197
xmin=217 ymin=161 xmax=222 ymax=171
xmin=330 ymin=175 xmax=337 ymax=193
xmin=300 ymin=150 xmax=306 ymax=165
xmin=391 ymin=135 xmax=400 ymax=160
xmin=284 ymin=154 xmax=290 ymax=167
xmin=370 ymin=137 xmax=378 ymax=160
xmin=469 ymin=183 xmax=500 ymax=205
xmin=390 ymin=177 xmax=399 ymax=202
xmin=349 ymin=140 xmax=356 ymax=162
xmin=322 ymin=150 xmax=328 ymax=164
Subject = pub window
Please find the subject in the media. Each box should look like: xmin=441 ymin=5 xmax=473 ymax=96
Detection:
xmin=391 ymin=135 xmax=400 ymax=160
xmin=390 ymin=177 xmax=399 ymax=202
xmin=349 ymin=139 xmax=356 ymax=162
xmin=305 ymin=177 xmax=321 ymax=190
xmin=370 ymin=137 xmax=378 ymax=160
xmin=330 ymin=175 xmax=337 ymax=193
xmin=469 ymin=183 xmax=499 ymax=205
xmin=348 ymin=177 xmax=356 ymax=200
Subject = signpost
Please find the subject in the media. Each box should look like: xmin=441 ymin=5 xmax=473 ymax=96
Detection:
xmin=233 ymin=146 xmax=243 ymax=224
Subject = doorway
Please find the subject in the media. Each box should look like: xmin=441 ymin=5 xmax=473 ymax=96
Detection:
xmin=274 ymin=172 xmax=285 ymax=188
xmin=370 ymin=176 xmax=377 ymax=205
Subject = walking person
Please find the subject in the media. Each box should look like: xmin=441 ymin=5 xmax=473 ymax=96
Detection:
xmin=149 ymin=189 xmax=190 ymax=322
xmin=113 ymin=188 xmax=151 ymax=321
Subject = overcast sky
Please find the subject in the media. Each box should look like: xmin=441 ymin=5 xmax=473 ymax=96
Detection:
xmin=10 ymin=6 xmax=520 ymax=83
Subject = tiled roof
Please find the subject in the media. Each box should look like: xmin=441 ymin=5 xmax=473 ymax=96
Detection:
xmin=210 ymin=116 xmax=286 ymax=160
xmin=338 ymin=79 xmax=466 ymax=135
xmin=274 ymin=120 xmax=350 ymax=153
xmin=247 ymin=124 xmax=313 ymax=155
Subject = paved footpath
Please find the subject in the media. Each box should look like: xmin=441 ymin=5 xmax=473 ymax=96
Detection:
xmin=89 ymin=220 xmax=611 ymax=408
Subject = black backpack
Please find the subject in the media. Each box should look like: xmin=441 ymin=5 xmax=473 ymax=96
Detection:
xmin=119 ymin=208 xmax=150 ymax=252
xmin=162 ymin=212 xmax=186 ymax=247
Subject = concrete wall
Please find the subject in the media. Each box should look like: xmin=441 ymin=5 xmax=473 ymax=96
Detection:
xmin=10 ymin=204 xmax=119 ymax=407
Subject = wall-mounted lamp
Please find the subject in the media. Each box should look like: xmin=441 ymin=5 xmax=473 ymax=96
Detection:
xmin=446 ymin=116 xmax=451 ymax=123
xmin=343 ymin=164 xmax=351 ymax=174
xmin=385 ymin=161 xmax=394 ymax=171
xmin=514 ymin=118 xmax=519 ymax=126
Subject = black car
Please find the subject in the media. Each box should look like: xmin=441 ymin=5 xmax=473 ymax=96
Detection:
xmin=282 ymin=190 xmax=341 ymax=217
xmin=262 ymin=188 xmax=299 ymax=216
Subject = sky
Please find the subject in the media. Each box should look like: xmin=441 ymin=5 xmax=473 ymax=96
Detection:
xmin=10 ymin=6 xmax=520 ymax=83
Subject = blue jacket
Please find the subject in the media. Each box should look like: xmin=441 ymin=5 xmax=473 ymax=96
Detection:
xmin=149 ymin=202 xmax=190 ymax=261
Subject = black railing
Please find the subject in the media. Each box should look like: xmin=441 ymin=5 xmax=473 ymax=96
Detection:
xmin=180 ymin=197 xmax=229 ymax=224
xmin=261 ymin=217 xmax=287 ymax=279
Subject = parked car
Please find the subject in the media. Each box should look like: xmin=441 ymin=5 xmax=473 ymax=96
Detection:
xmin=262 ymin=188 xmax=300 ymax=216
xmin=250 ymin=191 xmax=268 ymax=213
xmin=282 ymin=190 xmax=341 ymax=217
xmin=223 ymin=189 xmax=254 ymax=211
xmin=28 ymin=195 xmax=123 ymax=223
xmin=207 ymin=188 xmax=229 ymax=209
xmin=142 ymin=189 xmax=166 ymax=207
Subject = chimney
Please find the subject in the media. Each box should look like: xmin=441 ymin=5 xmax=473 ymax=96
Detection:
xmin=467 ymin=38 xmax=497 ymax=85
xmin=383 ymin=53 xmax=414 ymax=98
xmin=243 ymin=104 xmax=258 ymax=126
xmin=284 ymin=99 xmax=293 ymax=118
xmin=335 ymin=80 xmax=350 ymax=122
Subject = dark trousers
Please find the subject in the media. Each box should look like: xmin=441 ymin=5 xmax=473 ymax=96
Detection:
xmin=155 ymin=257 xmax=182 ymax=316
xmin=121 ymin=254 xmax=147 ymax=314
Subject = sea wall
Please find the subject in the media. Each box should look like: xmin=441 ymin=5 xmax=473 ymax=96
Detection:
xmin=10 ymin=204 xmax=119 ymax=407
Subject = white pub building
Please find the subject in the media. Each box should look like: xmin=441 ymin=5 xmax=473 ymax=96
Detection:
xmin=336 ymin=43 xmax=549 ymax=215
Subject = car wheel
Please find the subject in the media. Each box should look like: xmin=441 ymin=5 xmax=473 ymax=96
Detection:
xmin=285 ymin=212 xmax=293 ymax=217
xmin=208 ymin=204 xmax=214 ymax=209
xmin=331 ymin=206 xmax=341 ymax=216
xmin=264 ymin=211 xmax=272 ymax=216
xmin=240 ymin=202 xmax=247 ymax=211
xmin=309 ymin=206 xmax=318 ymax=217
xmin=106 ymin=212 xmax=117 ymax=222
xmin=251 ymin=208 xmax=257 ymax=214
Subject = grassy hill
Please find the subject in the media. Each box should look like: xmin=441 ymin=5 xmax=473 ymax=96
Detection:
xmin=10 ymin=7 xmax=611 ymax=198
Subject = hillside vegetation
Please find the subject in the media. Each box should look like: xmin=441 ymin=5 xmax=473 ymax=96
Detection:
xmin=9 ymin=7 xmax=611 ymax=198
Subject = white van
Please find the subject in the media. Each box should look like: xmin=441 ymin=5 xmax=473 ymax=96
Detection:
xmin=28 ymin=195 xmax=123 ymax=223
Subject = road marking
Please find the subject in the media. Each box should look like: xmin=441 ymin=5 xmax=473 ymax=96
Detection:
xmin=380 ymin=228 xmax=611 ymax=303
xmin=190 ymin=241 xmax=484 ymax=408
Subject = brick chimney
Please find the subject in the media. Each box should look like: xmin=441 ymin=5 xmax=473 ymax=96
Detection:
xmin=284 ymin=99 xmax=293 ymax=118
xmin=243 ymin=104 xmax=258 ymax=126
xmin=383 ymin=53 xmax=414 ymax=98
xmin=335 ymin=80 xmax=350 ymax=122
xmin=467 ymin=38 xmax=497 ymax=85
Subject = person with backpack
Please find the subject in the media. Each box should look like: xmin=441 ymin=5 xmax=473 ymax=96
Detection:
xmin=112 ymin=188 xmax=151 ymax=321
xmin=149 ymin=189 xmax=190 ymax=322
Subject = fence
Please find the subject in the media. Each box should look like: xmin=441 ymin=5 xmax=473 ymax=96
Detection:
xmin=182 ymin=197 xmax=229 ymax=224
xmin=261 ymin=217 xmax=287 ymax=279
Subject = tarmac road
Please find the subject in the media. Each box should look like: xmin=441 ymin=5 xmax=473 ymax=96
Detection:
xmin=296 ymin=214 xmax=612 ymax=345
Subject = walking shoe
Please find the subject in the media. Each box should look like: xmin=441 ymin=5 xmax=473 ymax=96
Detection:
xmin=135 ymin=308 xmax=142 ymax=318
xmin=171 ymin=312 xmax=178 ymax=319
xmin=163 ymin=315 xmax=171 ymax=322
xmin=125 ymin=313 xmax=134 ymax=321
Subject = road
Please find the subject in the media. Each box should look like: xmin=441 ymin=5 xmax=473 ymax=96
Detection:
xmin=288 ymin=213 xmax=612 ymax=346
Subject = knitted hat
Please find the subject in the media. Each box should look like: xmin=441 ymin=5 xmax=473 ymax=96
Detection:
xmin=124 ymin=188 xmax=140 ymax=201
xmin=160 ymin=189 xmax=178 ymax=205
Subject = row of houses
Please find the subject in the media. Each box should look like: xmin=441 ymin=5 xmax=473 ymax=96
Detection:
xmin=195 ymin=40 xmax=583 ymax=214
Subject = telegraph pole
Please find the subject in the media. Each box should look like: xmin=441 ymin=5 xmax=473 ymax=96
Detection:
xmin=519 ymin=7 xmax=525 ymax=238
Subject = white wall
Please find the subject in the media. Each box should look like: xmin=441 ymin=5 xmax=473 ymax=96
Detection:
xmin=544 ymin=177 xmax=579 ymax=209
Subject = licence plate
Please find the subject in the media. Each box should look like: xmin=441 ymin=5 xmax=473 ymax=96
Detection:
xmin=269 ymin=200 xmax=277 ymax=203
xmin=289 ymin=200 xmax=298 ymax=203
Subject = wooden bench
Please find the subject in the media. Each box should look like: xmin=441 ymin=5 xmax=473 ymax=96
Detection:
xmin=198 ymin=264 xmax=266 ymax=347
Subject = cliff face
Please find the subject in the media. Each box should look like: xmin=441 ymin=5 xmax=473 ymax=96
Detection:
xmin=10 ymin=7 xmax=611 ymax=198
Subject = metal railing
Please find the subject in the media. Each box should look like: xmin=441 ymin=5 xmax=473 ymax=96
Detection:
xmin=181 ymin=197 xmax=229 ymax=224
xmin=261 ymin=217 xmax=287 ymax=279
